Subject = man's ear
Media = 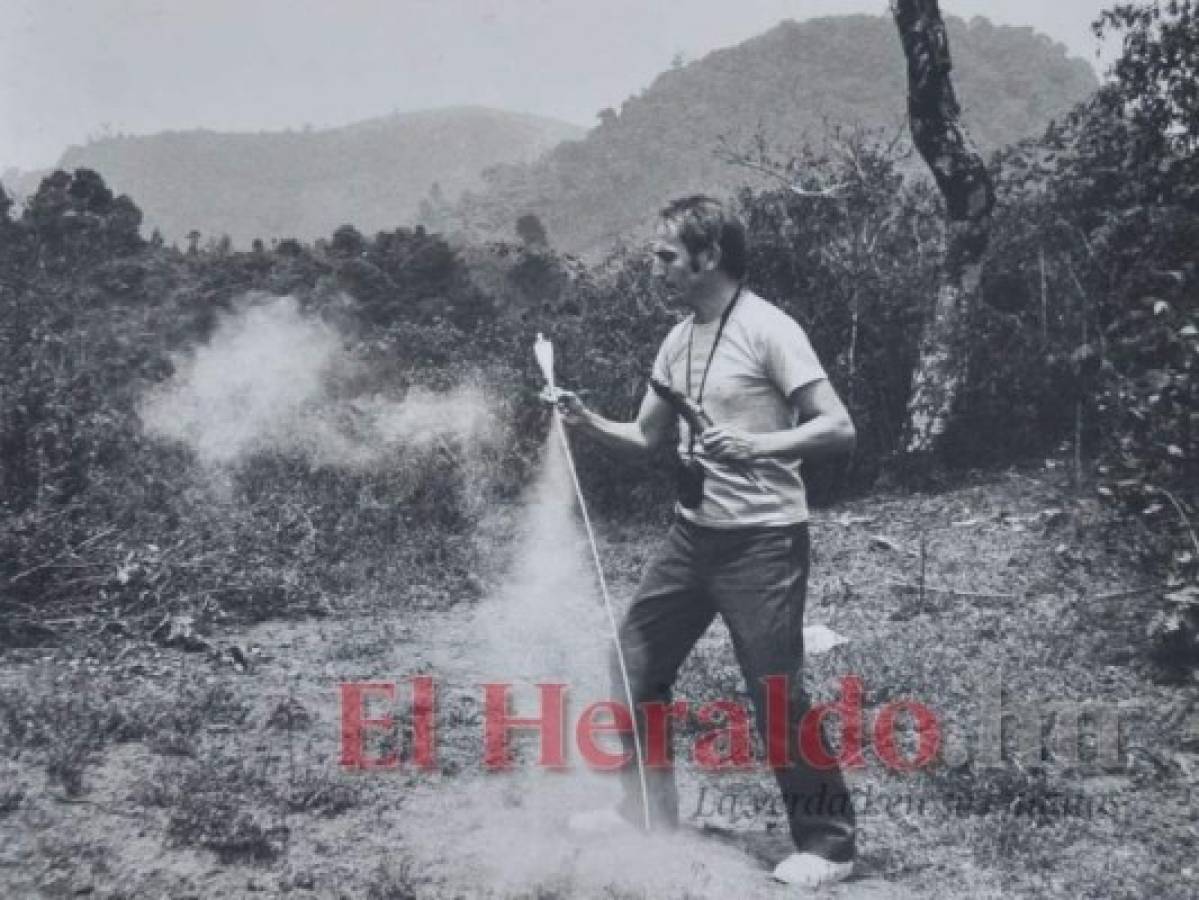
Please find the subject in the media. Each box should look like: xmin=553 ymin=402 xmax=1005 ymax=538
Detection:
xmin=699 ymin=245 xmax=721 ymax=272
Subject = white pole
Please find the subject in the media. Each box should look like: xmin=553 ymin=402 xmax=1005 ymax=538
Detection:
xmin=535 ymin=334 xmax=653 ymax=831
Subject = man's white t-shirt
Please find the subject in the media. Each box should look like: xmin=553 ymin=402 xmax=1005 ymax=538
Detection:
xmin=651 ymin=290 xmax=827 ymax=528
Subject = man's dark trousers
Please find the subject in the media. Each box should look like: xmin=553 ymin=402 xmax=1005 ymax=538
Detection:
xmin=610 ymin=516 xmax=856 ymax=863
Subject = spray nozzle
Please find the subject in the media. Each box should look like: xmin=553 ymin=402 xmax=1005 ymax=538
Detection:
xmin=534 ymin=332 xmax=555 ymax=391
xmin=534 ymin=332 xmax=562 ymax=405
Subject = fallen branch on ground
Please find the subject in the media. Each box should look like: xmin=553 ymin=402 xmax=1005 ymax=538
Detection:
xmin=883 ymin=579 xmax=1018 ymax=599
xmin=7 ymin=526 xmax=121 ymax=584
xmin=1154 ymin=486 xmax=1199 ymax=558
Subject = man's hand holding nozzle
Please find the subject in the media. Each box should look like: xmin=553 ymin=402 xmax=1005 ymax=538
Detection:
xmin=540 ymin=387 xmax=589 ymax=428
xmin=701 ymin=425 xmax=760 ymax=462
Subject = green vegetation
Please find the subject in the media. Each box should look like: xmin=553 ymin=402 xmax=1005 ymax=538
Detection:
xmin=0 ymin=3 xmax=1195 ymax=896
xmin=0 ymin=1 xmax=1194 ymax=661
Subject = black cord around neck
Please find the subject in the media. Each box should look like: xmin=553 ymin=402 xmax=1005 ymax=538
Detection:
xmin=684 ymin=282 xmax=743 ymax=455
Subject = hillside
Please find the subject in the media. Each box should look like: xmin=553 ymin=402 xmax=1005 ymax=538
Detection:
xmin=45 ymin=107 xmax=583 ymax=245
xmin=2 ymin=5 xmax=1196 ymax=894
xmin=441 ymin=15 xmax=1098 ymax=255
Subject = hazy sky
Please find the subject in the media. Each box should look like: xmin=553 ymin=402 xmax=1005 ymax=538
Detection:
xmin=1 ymin=0 xmax=1119 ymax=172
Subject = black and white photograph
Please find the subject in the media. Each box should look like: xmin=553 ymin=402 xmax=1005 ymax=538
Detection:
xmin=1 ymin=1 xmax=1196 ymax=896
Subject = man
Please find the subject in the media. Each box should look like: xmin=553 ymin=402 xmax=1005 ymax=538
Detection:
xmin=556 ymin=196 xmax=857 ymax=889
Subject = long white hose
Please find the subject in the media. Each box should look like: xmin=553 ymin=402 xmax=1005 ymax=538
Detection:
xmin=536 ymin=335 xmax=652 ymax=831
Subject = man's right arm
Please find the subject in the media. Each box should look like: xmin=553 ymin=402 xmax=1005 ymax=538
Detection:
xmin=557 ymin=385 xmax=674 ymax=458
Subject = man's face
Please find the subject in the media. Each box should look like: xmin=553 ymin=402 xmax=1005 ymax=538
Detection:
xmin=650 ymin=221 xmax=705 ymax=296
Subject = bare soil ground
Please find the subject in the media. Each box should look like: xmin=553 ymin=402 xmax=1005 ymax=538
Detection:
xmin=1 ymin=464 xmax=1196 ymax=898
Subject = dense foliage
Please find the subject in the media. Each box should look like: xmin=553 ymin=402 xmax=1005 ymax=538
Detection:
xmin=0 ymin=179 xmax=535 ymax=643
xmin=0 ymin=3 xmax=1194 ymax=666
xmin=989 ymin=1 xmax=1199 ymax=601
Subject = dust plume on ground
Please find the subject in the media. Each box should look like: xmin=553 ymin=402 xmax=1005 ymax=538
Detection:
xmin=410 ymin=428 xmax=775 ymax=896
xmin=454 ymin=428 xmax=610 ymax=689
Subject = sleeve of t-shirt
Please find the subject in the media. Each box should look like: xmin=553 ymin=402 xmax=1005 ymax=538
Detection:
xmin=762 ymin=313 xmax=827 ymax=398
xmin=651 ymin=326 xmax=682 ymax=388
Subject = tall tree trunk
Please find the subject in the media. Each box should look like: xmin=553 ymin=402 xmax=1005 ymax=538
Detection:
xmin=893 ymin=0 xmax=995 ymax=461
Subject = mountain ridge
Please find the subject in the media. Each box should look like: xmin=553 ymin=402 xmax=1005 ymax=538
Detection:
xmin=28 ymin=106 xmax=585 ymax=245
xmin=439 ymin=14 xmax=1098 ymax=255
xmin=2 ymin=15 xmax=1098 ymax=253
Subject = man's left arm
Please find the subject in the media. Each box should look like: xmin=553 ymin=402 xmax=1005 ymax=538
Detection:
xmin=702 ymin=378 xmax=855 ymax=462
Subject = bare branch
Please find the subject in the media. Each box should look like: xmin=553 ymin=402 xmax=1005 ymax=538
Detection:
xmin=713 ymin=147 xmax=851 ymax=199
xmin=1155 ymin=486 xmax=1199 ymax=558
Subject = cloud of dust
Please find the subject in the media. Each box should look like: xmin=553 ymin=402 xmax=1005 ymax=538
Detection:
xmin=410 ymin=429 xmax=773 ymax=895
xmin=460 ymin=429 xmax=610 ymax=692
xmin=139 ymin=294 xmax=498 ymax=471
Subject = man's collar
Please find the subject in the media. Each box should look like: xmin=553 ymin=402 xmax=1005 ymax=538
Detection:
xmin=690 ymin=280 xmax=742 ymax=325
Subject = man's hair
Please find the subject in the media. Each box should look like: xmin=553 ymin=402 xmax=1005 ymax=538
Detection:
xmin=659 ymin=195 xmax=747 ymax=280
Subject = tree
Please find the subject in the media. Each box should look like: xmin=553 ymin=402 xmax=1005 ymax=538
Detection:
xmin=105 ymin=195 xmax=143 ymax=252
xmin=1093 ymin=0 xmax=1199 ymax=210
xmin=892 ymin=0 xmax=995 ymax=463
xmin=18 ymin=169 xmax=142 ymax=261
xmin=515 ymin=213 xmax=548 ymax=248
xmin=1057 ymin=2 xmax=1199 ymax=591
xmin=330 ymin=224 xmax=367 ymax=257
xmin=67 ymin=168 xmax=113 ymax=211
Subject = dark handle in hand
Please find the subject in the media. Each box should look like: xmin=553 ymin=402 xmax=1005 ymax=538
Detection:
xmin=649 ymin=378 xmax=713 ymax=434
